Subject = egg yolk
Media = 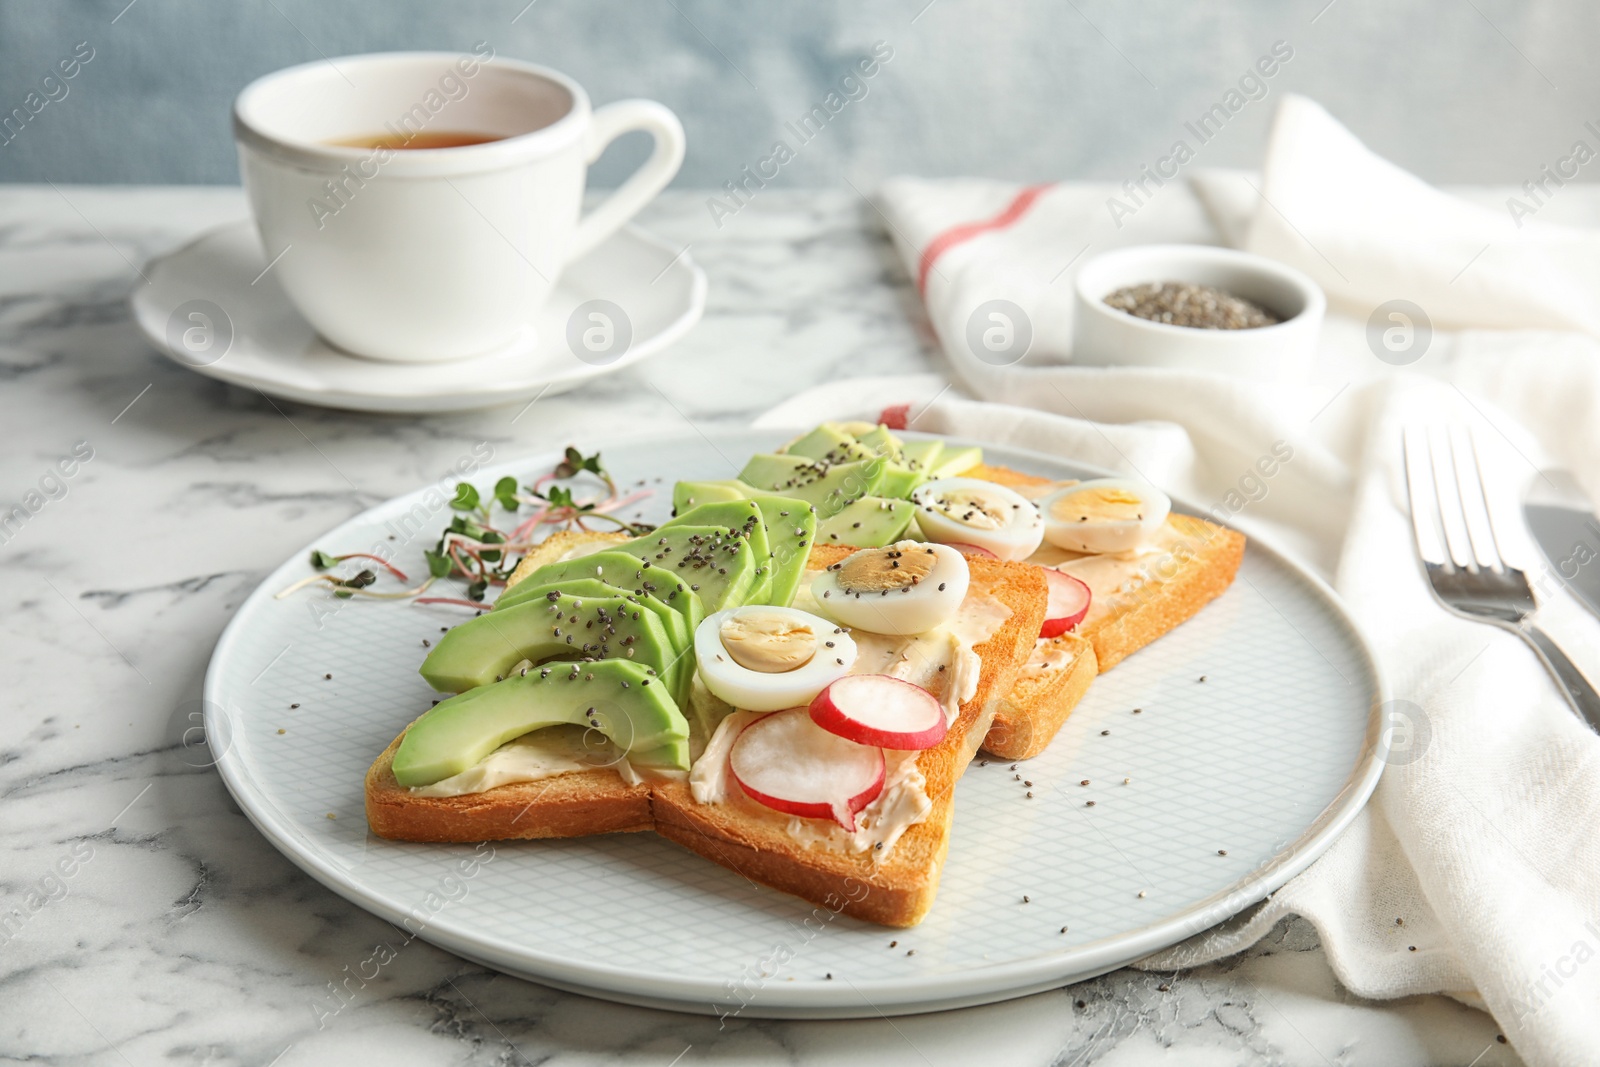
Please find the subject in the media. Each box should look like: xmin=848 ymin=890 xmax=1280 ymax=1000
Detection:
xmin=928 ymin=489 xmax=1008 ymax=530
xmin=720 ymin=611 xmax=817 ymax=673
xmin=833 ymin=544 xmax=937 ymax=593
xmin=1049 ymin=486 xmax=1145 ymax=523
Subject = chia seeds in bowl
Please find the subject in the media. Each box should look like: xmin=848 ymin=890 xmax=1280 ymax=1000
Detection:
xmin=1104 ymin=281 xmax=1280 ymax=330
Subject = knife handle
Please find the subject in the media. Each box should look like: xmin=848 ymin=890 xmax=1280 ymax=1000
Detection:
xmin=1519 ymin=623 xmax=1600 ymax=733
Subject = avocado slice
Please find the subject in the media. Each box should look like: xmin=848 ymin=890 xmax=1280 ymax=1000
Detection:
xmin=737 ymin=454 xmax=886 ymax=517
xmin=899 ymin=437 xmax=944 ymax=475
xmin=672 ymin=479 xmax=747 ymax=513
xmin=749 ymin=495 xmax=816 ymax=606
xmin=855 ymin=425 xmax=903 ymax=463
xmin=875 ymin=466 xmax=924 ymax=499
xmin=814 ymin=496 xmax=916 ymax=548
xmin=929 ymin=444 xmax=983 ymax=479
xmin=497 ymin=577 xmax=689 ymax=648
xmin=483 ymin=577 xmax=692 ymax=701
xmin=786 ymin=424 xmax=925 ymax=498
xmin=630 ymin=737 xmax=691 ymax=771
xmin=613 ymin=524 xmax=758 ymax=612
xmin=784 ymin=423 xmax=872 ymax=466
xmin=662 ymin=485 xmax=818 ymax=606
xmin=493 ymin=550 xmax=697 ymax=623
xmin=658 ymin=500 xmax=772 ymax=604
xmin=392 ymin=659 xmax=690 ymax=786
xmin=420 ymin=593 xmax=680 ymax=694
xmin=854 ymin=425 xmax=927 ymax=498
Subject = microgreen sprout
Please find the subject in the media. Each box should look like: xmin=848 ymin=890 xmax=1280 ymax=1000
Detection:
xmin=280 ymin=447 xmax=655 ymax=609
xmin=309 ymin=549 xmax=409 ymax=582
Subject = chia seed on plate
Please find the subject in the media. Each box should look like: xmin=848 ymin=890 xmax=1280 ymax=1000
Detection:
xmin=1104 ymin=281 xmax=1280 ymax=330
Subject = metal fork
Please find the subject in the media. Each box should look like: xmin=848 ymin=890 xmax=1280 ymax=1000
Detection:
xmin=1403 ymin=425 xmax=1600 ymax=732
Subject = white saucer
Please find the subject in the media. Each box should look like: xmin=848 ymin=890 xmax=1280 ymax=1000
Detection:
xmin=131 ymin=220 xmax=706 ymax=413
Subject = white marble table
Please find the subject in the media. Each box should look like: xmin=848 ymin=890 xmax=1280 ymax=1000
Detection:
xmin=0 ymin=186 xmax=1521 ymax=1066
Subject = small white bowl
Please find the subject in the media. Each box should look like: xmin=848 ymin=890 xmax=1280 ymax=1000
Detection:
xmin=1071 ymin=245 xmax=1325 ymax=384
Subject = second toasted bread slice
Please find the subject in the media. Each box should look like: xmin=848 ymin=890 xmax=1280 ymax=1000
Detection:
xmin=983 ymin=633 xmax=1098 ymax=760
xmin=651 ymin=548 xmax=1046 ymax=927
xmin=969 ymin=463 xmax=1245 ymax=758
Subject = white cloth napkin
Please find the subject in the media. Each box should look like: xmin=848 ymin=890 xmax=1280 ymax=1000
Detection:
xmin=758 ymin=95 xmax=1600 ymax=1066
xmin=1239 ymin=94 xmax=1600 ymax=336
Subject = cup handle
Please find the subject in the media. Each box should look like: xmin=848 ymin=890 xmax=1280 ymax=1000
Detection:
xmin=568 ymin=100 xmax=686 ymax=262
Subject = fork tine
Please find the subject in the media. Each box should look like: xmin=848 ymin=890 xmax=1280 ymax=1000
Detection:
xmin=1427 ymin=425 xmax=1477 ymax=571
xmin=1469 ymin=428 xmax=1520 ymax=573
xmin=1450 ymin=425 xmax=1503 ymax=572
xmin=1402 ymin=426 xmax=1449 ymax=566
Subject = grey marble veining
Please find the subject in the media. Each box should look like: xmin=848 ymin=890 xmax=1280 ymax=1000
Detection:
xmin=0 ymin=185 xmax=1523 ymax=1066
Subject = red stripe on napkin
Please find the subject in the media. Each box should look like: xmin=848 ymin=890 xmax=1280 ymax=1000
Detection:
xmin=915 ymin=183 xmax=1054 ymax=297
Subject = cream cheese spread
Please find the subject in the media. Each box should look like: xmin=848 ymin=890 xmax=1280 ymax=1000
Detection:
xmin=1032 ymin=523 xmax=1194 ymax=628
xmin=409 ymin=724 xmax=640 ymax=797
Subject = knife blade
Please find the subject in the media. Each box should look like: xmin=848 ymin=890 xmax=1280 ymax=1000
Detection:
xmin=1525 ymin=469 xmax=1600 ymax=622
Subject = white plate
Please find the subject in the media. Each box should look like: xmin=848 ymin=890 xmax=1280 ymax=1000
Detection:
xmin=204 ymin=429 xmax=1387 ymax=1018
xmin=131 ymin=220 xmax=705 ymax=414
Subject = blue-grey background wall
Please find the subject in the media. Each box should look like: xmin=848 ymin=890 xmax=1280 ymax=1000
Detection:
xmin=0 ymin=0 xmax=1594 ymax=188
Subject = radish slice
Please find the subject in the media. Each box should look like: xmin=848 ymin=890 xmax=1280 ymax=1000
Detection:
xmin=1040 ymin=568 xmax=1091 ymax=638
xmin=809 ymin=674 xmax=948 ymax=751
xmin=946 ymin=542 xmax=997 ymax=559
xmin=729 ymin=710 xmax=885 ymax=831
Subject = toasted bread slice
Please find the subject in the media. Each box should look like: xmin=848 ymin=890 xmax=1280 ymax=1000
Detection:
xmin=960 ymin=461 xmax=1072 ymax=494
xmin=367 ymin=528 xmax=647 ymax=842
xmin=1055 ymin=512 xmax=1245 ymax=672
xmin=962 ymin=466 xmax=1244 ymax=668
xmin=958 ymin=463 xmax=1244 ymax=755
xmin=365 ymin=728 xmax=653 ymax=842
xmin=983 ymin=633 xmax=1098 ymax=760
xmin=650 ymin=548 xmax=1047 ymax=927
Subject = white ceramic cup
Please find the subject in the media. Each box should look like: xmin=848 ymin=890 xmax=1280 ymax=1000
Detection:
xmin=1071 ymin=245 xmax=1325 ymax=385
xmin=233 ymin=50 xmax=685 ymax=363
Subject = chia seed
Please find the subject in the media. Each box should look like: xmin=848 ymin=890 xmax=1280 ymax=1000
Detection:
xmin=1104 ymin=281 xmax=1280 ymax=330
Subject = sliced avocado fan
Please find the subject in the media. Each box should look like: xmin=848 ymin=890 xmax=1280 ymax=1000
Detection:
xmin=677 ymin=422 xmax=979 ymax=550
xmin=481 ymin=577 xmax=694 ymax=703
xmin=612 ymin=524 xmax=759 ymax=613
xmin=493 ymin=550 xmax=695 ymax=616
xmin=737 ymin=454 xmax=884 ymax=516
xmin=421 ymin=592 xmax=681 ymax=696
xmin=657 ymin=500 xmax=773 ymax=603
xmin=401 ymin=423 xmax=975 ymax=776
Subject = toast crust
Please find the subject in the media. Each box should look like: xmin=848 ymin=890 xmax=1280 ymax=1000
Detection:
xmin=984 ymin=633 xmax=1098 ymax=760
xmin=365 ymin=727 xmax=653 ymax=842
xmin=650 ymin=549 xmax=1046 ymax=926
